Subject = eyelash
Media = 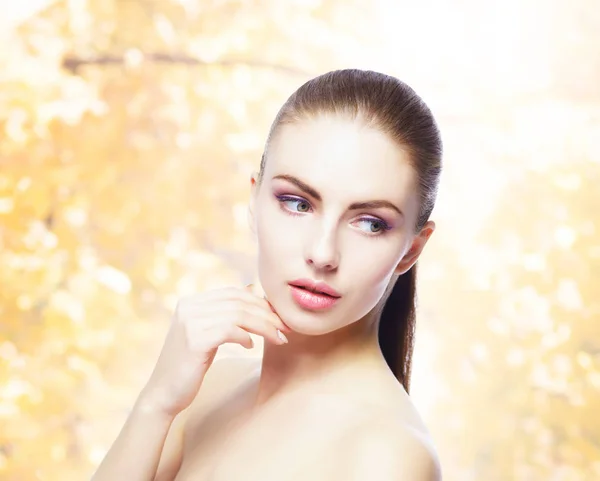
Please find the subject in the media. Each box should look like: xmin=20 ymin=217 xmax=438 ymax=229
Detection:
xmin=274 ymin=194 xmax=393 ymax=237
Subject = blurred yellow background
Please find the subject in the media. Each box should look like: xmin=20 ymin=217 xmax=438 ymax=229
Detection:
xmin=1 ymin=1 xmax=599 ymax=480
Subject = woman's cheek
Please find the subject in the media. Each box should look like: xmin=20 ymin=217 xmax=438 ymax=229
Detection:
xmin=257 ymin=218 xmax=288 ymax=252
xmin=258 ymin=208 xmax=301 ymax=247
xmin=355 ymin=249 xmax=398 ymax=292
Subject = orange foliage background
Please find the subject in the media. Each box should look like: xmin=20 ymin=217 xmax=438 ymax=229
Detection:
xmin=1 ymin=1 xmax=599 ymax=480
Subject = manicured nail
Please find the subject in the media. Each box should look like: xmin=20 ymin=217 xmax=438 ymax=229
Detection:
xmin=277 ymin=330 xmax=288 ymax=344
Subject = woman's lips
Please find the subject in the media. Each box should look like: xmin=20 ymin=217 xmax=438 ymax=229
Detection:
xmin=288 ymin=285 xmax=340 ymax=310
xmin=288 ymin=278 xmax=341 ymax=298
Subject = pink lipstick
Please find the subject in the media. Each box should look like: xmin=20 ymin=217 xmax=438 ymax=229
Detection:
xmin=288 ymin=279 xmax=341 ymax=310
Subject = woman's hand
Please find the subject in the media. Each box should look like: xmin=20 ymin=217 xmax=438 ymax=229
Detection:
xmin=138 ymin=285 xmax=289 ymax=417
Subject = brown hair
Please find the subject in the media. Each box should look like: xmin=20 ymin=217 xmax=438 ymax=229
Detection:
xmin=256 ymin=69 xmax=442 ymax=393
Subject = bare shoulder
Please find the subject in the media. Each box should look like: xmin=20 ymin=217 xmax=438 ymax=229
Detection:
xmin=201 ymin=355 xmax=261 ymax=390
xmin=153 ymin=356 xmax=260 ymax=481
xmin=183 ymin=355 xmax=261 ymax=429
xmin=343 ymin=413 xmax=442 ymax=481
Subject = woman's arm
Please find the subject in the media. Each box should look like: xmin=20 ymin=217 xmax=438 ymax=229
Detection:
xmin=90 ymin=390 xmax=186 ymax=481
xmin=89 ymin=284 xmax=286 ymax=480
xmin=89 ymin=355 xmax=261 ymax=481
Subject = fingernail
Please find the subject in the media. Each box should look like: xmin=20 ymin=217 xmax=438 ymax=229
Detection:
xmin=245 ymin=283 xmax=254 ymax=290
xmin=277 ymin=330 xmax=288 ymax=344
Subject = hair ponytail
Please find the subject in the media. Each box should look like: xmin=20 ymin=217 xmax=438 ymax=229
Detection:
xmin=378 ymin=264 xmax=418 ymax=393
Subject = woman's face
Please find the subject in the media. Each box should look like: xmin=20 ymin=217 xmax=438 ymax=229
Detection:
xmin=249 ymin=115 xmax=433 ymax=335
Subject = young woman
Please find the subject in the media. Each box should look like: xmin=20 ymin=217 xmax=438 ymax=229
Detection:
xmin=92 ymin=69 xmax=443 ymax=481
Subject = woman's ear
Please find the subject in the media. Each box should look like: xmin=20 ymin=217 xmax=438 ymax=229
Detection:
xmin=394 ymin=220 xmax=436 ymax=275
xmin=247 ymin=172 xmax=259 ymax=238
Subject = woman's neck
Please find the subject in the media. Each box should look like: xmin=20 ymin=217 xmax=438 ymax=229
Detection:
xmin=253 ymin=314 xmax=390 ymax=407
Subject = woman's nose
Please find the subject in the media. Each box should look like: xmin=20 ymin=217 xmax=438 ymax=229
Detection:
xmin=305 ymin=232 xmax=340 ymax=271
xmin=307 ymin=256 xmax=338 ymax=271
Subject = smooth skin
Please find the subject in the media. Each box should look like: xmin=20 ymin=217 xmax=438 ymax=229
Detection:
xmin=91 ymin=115 xmax=440 ymax=481
xmin=90 ymin=286 xmax=290 ymax=481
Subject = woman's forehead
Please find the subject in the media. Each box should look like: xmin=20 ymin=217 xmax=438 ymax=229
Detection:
xmin=266 ymin=118 xmax=417 ymax=203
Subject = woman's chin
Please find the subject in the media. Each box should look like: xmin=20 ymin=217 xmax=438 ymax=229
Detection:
xmin=274 ymin=309 xmax=339 ymax=337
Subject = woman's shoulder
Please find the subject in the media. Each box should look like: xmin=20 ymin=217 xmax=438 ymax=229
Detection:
xmin=182 ymin=355 xmax=261 ymax=430
xmin=338 ymin=406 xmax=441 ymax=481
xmin=205 ymin=355 xmax=262 ymax=387
xmin=196 ymin=354 xmax=261 ymax=399
xmin=339 ymin=375 xmax=441 ymax=479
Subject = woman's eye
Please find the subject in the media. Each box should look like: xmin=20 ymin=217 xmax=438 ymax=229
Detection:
xmin=280 ymin=197 xmax=311 ymax=213
xmin=276 ymin=195 xmax=390 ymax=235
xmin=356 ymin=218 xmax=389 ymax=234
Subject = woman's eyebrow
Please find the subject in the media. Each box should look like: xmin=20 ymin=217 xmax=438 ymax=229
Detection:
xmin=271 ymin=174 xmax=404 ymax=217
xmin=273 ymin=174 xmax=321 ymax=200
